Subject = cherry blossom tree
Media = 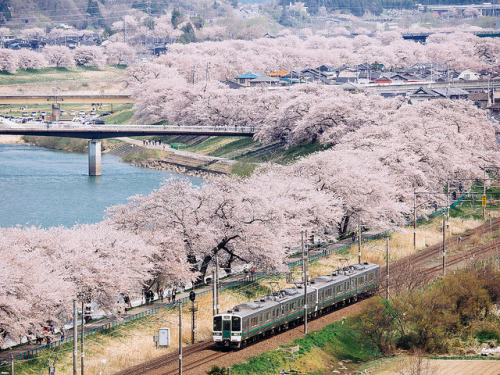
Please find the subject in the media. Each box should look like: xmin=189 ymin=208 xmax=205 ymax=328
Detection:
xmin=16 ymin=49 xmax=47 ymax=70
xmin=73 ymin=46 xmax=106 ymax=68
xmin=0 ymin=49 xmax=17 ymax=73
xmin=105 ymin=42 xmax=137 ymax=66
xmin=43 ymin=45 xmax=75 ymax=68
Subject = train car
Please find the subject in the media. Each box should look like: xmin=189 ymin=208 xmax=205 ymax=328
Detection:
xmin=213 ymin=262 xmax=380 ymax=348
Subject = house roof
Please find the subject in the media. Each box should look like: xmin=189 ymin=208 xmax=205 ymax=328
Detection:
xmin=268 ymin=70 xmax=289 ymax=77
xmin=468 ymin=92 xmax=488 ymax=101
xmin=235 ymin=72 xmax=262 ymax=79
xmin=432 ymin=87 xmax=469 ymax=97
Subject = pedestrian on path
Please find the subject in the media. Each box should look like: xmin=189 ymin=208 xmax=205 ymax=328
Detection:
xmin=172 ymin=287 xmax=177 ymax=303
xmin=159 ymin=288 xmax=164 ymax=302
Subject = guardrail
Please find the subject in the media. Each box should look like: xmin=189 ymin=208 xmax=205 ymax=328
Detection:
xmin=0 ymin=122 xmax=258 ymax=134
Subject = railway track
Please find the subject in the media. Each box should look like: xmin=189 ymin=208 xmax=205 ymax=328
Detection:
xmin=113 ymin=341 xmax=213 ymax=375
xmin=115 ymin=218 xmax=500 ymax=375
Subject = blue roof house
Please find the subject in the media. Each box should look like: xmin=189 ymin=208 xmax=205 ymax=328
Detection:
xmin=234 ymin=72 xmax=265 ymax=86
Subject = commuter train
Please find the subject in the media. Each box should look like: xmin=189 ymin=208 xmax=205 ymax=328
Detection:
xmin=213 ymin=262 xmax=380 ymax=348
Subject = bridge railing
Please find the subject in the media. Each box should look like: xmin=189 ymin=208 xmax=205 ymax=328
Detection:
xmin=0 ymin=121 xmax=258 ymax=134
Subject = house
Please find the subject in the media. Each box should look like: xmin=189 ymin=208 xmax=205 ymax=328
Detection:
xmin=458 ymin=69 xmax=481 ymax=81
xmin=234 ymin=72 xmax=264 ymax=86
xmin=300 ymin=68 xmax=332 ymax=84
xmin=249 ymin=75 xmax=281 ymax=87
xmin=409 ymin=86 xmax=469 ymax=104
xmin=468 ymin=92 xmax=489 ymax=108
xmin=268 ymin=70 xmax=289 ymax=77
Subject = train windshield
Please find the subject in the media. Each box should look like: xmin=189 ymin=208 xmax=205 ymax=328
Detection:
xmin=232 ymin=316 xmax=241 ymax=331
xmin=213 ymin=316 xmax=222 ymax=331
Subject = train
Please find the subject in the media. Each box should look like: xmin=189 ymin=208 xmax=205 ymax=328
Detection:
xmin=213 ymin=262 xmax=381 ymax=348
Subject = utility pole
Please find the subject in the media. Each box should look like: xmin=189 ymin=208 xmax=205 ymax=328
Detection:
xmin=442 ymin=214 xmax=446 ymax=277
xmin=179 ymin=301 xmax=183 ymax=375
xmin=302 ymin=232 xmax=308 ymax=335
xmin=483 ymin=166 xmax=487 ymax=219
xmin=212 ymin=270 xmax=217 ymax=317
xmin=215 ymin=255 xmax=219 ymax=315
xmin=10 ymin=355 xmax=13 ymax=375
xmin=81 ymin=301 xmax=85 ymax=375
xmin=386 ymin=237 xmax=390 ymax=300
xmin=73 ymin=300 xmax=77 ymax=375
xmin=413 ymin=189 xmax=416 ymax=249
xmin=358 ymin=219 xmax=362 ymax=264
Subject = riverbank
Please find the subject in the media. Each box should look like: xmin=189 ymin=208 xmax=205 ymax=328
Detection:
xmin=0 ymin=135 xmax=24 ymax=144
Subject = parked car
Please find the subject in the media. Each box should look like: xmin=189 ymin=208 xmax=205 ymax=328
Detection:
xmin=90 ymin=110 xmax=96 ymax=116
xmin=61 ymin=110 xmax=67 ymax=115
xmin=22 ymin=112 xmax=28 ymax=117
xmin=78 ymin=110 xmax=86 ymax=116
xmin=92 ymin=119 xmax=105 ymax=125
xmin=31 ymin=111 xmax=37 ymax=116
xmin=70 ymin=110 xmax=76 ymax=116
xmin=40 ymin=111 xmax=47 ymax=116
xmin=98 ymin=111 xmax=113 ymax=117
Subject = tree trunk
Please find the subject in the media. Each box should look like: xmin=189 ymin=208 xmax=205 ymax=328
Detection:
xmin=338 ymin=215 xmax=350 ymax=239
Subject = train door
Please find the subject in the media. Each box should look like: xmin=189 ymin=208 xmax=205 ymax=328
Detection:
xmin=222 ymin=316 xmax=231 ymax=339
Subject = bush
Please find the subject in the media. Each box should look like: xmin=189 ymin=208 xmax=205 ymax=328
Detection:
xmin=475 ymin=330 xmax=499 ymax=344
xmin=396 ymin=332 xmax=421 ymax=350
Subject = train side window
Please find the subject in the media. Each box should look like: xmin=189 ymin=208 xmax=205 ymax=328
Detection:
xmin=291 ymin=302 xmax=295 ymax=310
xmin=281 ymin=305 xmax=284 ymax=314
xmin=250 ymin=317 xmax=258 ymax=327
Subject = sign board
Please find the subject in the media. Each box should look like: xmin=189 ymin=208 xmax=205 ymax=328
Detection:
xmin=158 ymin=327 xmax=170 ymax=347
xmin=482 ymin=195 xmax=487 ymax=207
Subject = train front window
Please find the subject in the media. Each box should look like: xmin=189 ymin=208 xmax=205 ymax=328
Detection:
xmin=213 ymin=316 xmax=222 ymax=331
xmin=232 ymin=316 xmax=241 ymax=331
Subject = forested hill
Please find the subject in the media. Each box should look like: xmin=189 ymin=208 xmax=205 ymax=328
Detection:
xmin=284 ymin=0 xmax=485 ymax=16
xmin=0 ymin=0 xmax=181 ymax=27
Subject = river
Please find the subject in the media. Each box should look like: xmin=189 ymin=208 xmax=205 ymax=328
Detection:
xmin=0 ymin=144 xmax=202 ymax=228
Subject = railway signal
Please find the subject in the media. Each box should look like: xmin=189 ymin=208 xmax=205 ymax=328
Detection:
xmin=482 ymin=194 xmax=487 ymax=207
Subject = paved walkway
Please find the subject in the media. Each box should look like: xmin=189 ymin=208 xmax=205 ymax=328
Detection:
xmin=117 ymin=137 xmax=237 ymax=164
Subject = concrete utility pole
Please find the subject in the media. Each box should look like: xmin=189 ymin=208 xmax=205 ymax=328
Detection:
xmin=81 ymin=301 xmax=85 ymax=375
xmin=73 ymin=300 xmax=77 ymax=375
xmin=442 ymin=214 xmax=446 ymax=277
xmin=215 ymin=255 xmax=219 ymax=315
xmin=301 ymin=232 xmax=308 ymax=335
xmin=386 ymin=237 xmax=390 ymax=300
xmin=212 ymin=270 xmax=217 ymax=317
xmin=358 ymin=219 xmax=362 ymax=264
xmin=413 ymin=189 xmax=416 ymax=249
xmin=10 ymin=355 xmax=14 ymax=375
xmin=483 ymin=166 xmax=487 ymax=219
xmin=179 ymin=302 xmax=183 ymax=375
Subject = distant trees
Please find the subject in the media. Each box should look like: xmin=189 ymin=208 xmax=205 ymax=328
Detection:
xmin=73 ymin=46 xmax=106 ymax=68
xmin=43 ymin=46 xmax=75 ymax=68
xmin=105 ymin=42 xmax=136 ymax=65
xmin=0 ymin=49 xmax=17 ymax=72
xmin=16 ymin=49 xmax=46 ymax=70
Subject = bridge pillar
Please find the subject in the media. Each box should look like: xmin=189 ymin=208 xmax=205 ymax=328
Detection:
xmin=88 ymin=140 xmax=101 ymax=176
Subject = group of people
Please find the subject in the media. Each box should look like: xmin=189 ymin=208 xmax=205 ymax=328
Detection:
xmin=144 ymin=287 xmax=178 ymax=305
xmin=142 ymin=139 xmax=162 ymax=146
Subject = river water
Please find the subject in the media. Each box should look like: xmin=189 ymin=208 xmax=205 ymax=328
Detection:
xmin=0 ymin=144 xmax=202 ymax=228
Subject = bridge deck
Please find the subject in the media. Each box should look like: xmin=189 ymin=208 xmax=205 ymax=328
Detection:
xmin=0 ymin=122 xmax=256 ymax=139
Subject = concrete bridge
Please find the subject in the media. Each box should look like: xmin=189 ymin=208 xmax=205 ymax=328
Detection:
xmin=0 ymin=92 xmax=134 ymax=105
xmin=0 ymin=121 xmax=256 ymax=176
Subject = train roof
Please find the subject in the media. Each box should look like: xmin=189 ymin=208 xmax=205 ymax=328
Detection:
xmin=218 ymin=263 xmax=380 ymax=319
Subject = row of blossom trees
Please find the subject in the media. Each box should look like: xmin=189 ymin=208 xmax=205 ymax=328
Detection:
xmin=0 ymin=43 xmax=136 ymax=73
xmin=150 ymin=32 xmax=500 ymax=80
